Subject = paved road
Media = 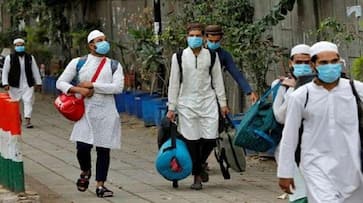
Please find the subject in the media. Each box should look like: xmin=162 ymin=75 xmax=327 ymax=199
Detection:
xmin=20 ymin=93 xmax=285 ymax=203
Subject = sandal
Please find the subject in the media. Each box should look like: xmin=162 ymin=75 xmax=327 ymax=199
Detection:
xmin=76 ymin=171 xmax=91 ymax=192
xmin=96 ymin=186 xmax=113 ymax=198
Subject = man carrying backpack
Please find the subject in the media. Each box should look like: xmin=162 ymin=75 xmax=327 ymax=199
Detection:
xmin=273 ymin=44 xmax=312 ymax=203
xmin=278 ymin=41 xmax=363 ymax=202
xmin=56 ymin=30 xmax=124 ymax=198
xmin=167 ymin=23 xmax=229 ymax=190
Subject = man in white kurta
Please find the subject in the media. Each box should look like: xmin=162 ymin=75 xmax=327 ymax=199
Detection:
xmin=273 ymin=44 xmax=312 ymax=203
xmin=56 ymin=30 xmax=123 ymax=197
xmin=167 ymin=23 xmax=228 ymax=190
xmin=278 ymin=41 xmax=363 ymax=203
xmin=2 ymin=38 xmax=42 ymax=128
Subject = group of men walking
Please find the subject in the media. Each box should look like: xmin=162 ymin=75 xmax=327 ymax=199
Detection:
xmin=166 ymin=22 xmax=363 ymax=203
xmin=1 ymin=22 xmax=363 ymax=202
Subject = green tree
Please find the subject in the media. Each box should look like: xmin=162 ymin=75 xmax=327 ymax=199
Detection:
xmin=352 ymin=57 xmax=363 ymax=81
xmin=160 ymin=0 xmax=296 ymax=94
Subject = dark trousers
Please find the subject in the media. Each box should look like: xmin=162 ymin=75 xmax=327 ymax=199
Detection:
xmin=186 ymin=138 xmax=216 ymax=175
xmin=76 ymin=142 xmax=110 ymax=182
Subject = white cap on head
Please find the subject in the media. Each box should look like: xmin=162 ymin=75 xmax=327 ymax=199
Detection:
xmin=13 ymin=38 xmax=25 ymax=45
xmin=310 ymin=41 xmax=338 ymax=57
xmin=87 ymin=30 xmax=105 ymax=43
xmin=290 ymin=44 xmax=310 ymax=57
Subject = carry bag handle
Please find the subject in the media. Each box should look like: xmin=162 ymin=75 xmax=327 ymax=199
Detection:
xmin=162 ymin=120 xmax=178 ymax=152
xmin=259 ymin=82 xmax=281 ymax=103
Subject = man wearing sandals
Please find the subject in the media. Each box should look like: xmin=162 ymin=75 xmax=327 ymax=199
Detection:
xmin=167 ymin=23 xmax=229 ymax=190
xmin=56 ymin=30 xmax=124 ymax=198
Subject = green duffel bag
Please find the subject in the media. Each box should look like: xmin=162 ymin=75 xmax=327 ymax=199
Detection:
xmin=234 ymin=82 xmax=282 ymax=152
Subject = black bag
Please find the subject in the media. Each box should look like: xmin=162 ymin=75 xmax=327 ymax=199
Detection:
xmin=214 ymin=114 xmax=246 ymax=179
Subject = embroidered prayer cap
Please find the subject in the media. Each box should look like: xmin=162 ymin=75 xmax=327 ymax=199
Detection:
xmin=310 ymin=41 xmax=338 ymax=57
xmin=87 ymin=30 xmax=105 ymax=43
xmin=290 ymin=44 xmax=310 ymax=57
xmin=13 ymin=38 xmax=25 ymax=45
xmin=205 ymin=25 xmax=224 ymax=35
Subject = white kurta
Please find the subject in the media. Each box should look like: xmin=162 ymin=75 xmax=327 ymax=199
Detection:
xmin=56 ymin=54 xmax=124 ymax=149
xmin=278 ymin=78 xmax=363 ymax=203
xmin=272 ymin=79 xmax=294 ymax=124
xmin=1 ymin=54 xmax=42 ymax=118
xmin=272 ymin=79 xmax=307 ymax=202
xmin=168 ymin=47 xmax=227 ymax=140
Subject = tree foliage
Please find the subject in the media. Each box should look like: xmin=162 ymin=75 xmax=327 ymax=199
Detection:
xmin=3 ymin=0 xmax=100 ymax=65
xmin=352 ymin=57 xmax=363 ymax=81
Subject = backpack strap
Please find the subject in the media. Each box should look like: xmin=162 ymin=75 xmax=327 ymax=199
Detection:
xmin=176 ymin=48 xmax=216 ymax=85
xmin=110 ymin=59 xmax=118 ymax=74
xmin=350 ymin=80 xmax=363 ymax=143
xmin=296 ymin=87 xmax=310 ymax=166
xmin=208 ymin=48 xmax=216 ymax=75
xmin=77 ymin=55 xmax=118 ymax=75
xmin=176 ymin=49 xmax=183 ymax=84
xmin=213 ymin=147 xmax=231 ymax=179
xmin=76 ymin=55 xmax=88 ymax=72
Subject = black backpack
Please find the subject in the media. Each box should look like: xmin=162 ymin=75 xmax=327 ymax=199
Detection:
xmin=176 ymin=48 xmax=225 ymax=133
xmin=176 ymin=48 xmax=216 ymax=84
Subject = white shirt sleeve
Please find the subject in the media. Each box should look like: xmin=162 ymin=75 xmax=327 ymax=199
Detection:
xmin=277 ymin=89 xmax=305 ymax=178
xmin=211 ymin=55 xmax=227 ymax=107
xmin=31 ymin=55 xmax=42 ymax=85
xmin=56 ymin=58 xmax=78 ymax=94
xmin=272 ymin=81 xmax=295 ymax=124
xmin=272 ymin=79 xmax=286 ymax=123
xmin=167 ymin=54 xmax=180 ymax=111
xmin=1 ymin=55 xmax=10 ymax=85
xmin=93 ymin=62 xmax=124 ymax=94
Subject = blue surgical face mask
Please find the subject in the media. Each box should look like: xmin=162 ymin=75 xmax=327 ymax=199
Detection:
xmin=95 ymin=41 xmax=110 ymax=55
xmin=187 ymin=36 xmax=203 ymax=49
xmin=207 ymin=40 xmax=221 ymax=50
xmin=15 ymin=46 xmax=25 ymax=52
xmin=316 ymin=63 xmax=342 ymax=83
xmin=293 ymin=64 xmax=312 ymax=77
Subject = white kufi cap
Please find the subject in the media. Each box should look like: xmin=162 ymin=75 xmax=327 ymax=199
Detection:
xmin=290 ymin=44 xmax=310 ymax=57
xmin=310 ymin=41 xmax=338 ymax=57
xmin=87 ymin=30 xmax=105 ymax=43
xmin=13 ymin=38 xmax=25 ymax=45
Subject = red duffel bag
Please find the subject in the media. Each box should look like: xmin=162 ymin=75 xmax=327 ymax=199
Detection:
xmin=54 ymin=57 xmax=107 ymax=122
xmin=54 ymin=94 xmax=85 ymax=121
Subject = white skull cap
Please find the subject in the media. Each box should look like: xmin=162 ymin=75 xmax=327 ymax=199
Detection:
xmin=87 ymin=30 xmax=105 ymax=43
xmin=13 ymin=38 xmax=25 ymax=45
xmin=310 ymin=41 xmax=338 ymax=57
xmin=290 ymin=44 xmax=310 ymax=57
